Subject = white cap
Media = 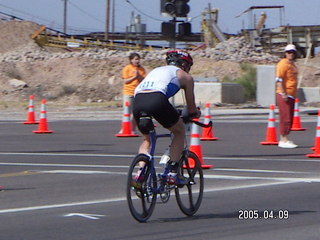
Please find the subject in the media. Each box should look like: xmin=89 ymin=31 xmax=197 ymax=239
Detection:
xmin=285 ymin=44 xmax=296 ymax=52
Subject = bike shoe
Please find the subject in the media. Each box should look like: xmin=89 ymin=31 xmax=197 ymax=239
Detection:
xmin=167 ymin=172 xmax=188 ymax=187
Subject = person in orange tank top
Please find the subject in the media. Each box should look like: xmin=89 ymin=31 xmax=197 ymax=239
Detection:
xmin=275 ymin=44 xmax=298 ymax=148
xmin=120 ymin=53 xmax=146 ymax=134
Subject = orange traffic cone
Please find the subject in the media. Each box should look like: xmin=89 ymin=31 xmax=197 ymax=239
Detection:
xmin=260 ymin=104 xmax=278 ymax=145
xmin=115 ymin=101 xmax=139 ymax=137
xmin=291 ymin=98 xmax=307 ymax=131
xmin=33 ymin=99 xmax=53 ymax=134
xmin=306 ymin=110 xmax=320 ymax=158
xmin=200 ymin=103 xmax=219 ymax=141
xmin=187 ymin=118 xmax=212 ymax=169
xmin=23 ymin=95 xmax=38 ymax=124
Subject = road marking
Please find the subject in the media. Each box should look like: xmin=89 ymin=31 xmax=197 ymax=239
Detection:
xmin=0 ymin=162 xmax=129 ymax=168
xmin=0 ymin=180 xmax=312 ymax=215
xmin=0 ymin=152 xmax=319 ymax=162
xmin=0 ymin=162 xmax=317 ymax=178
xmin=38 ymin=170 xmax=126 ymax=175
xmin=0 ymin=152 xmax=134 ymax=158
xmin=2 ymin=168 xmax=319 ymax=187
xmin=64 ymin=213 xmax=105 ymax=220
xmin=3 ymin=169 xmax=317 ymax=184
xmin=213 ymin=168 xmax=304 ymax=174
xmin=0 ymin=197 xmax=125 ymax=214
xmin=0 ymin=171 xmax=39 ymax=178
xmin=204 ymin=174 xmax=320 ymax=183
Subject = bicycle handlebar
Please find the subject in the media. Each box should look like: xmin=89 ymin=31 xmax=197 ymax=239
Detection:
xmin=189 ymin=119 xmax=212 ymax=128
xmin=177 ymin=108 xmax=212 ymax=128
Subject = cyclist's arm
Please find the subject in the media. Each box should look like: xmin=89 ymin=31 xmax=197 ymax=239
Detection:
xmin=177 ymin=69 xmax=198 ymax=115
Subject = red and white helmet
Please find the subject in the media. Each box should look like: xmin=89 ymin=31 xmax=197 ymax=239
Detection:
xmin=166 ymin=50 xmax=193 ymax=68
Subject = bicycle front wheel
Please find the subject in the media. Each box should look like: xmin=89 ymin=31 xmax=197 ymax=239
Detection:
xmin=126 ymin=154 xmax=157 ymax=222
xmin=175 ymin=151 xmax=204 ymax=216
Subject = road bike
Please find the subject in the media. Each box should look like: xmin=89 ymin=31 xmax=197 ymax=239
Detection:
xmin=126 ymin=113 xmax=212 ymax=222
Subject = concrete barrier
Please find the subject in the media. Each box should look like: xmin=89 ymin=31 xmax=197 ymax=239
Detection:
xmin=173 ymin=82 xmax=245 ymax=106
xmin=298 ymin=87 xmax=320 ymax=103
xmin=256 ymin=65 xmax=276 ymax=107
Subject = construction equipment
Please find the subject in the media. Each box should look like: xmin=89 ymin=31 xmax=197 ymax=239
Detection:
xmin=31 ymin=25 xmax=161 ymax=51
xmin=200 ymin=4 xmax=226 ymax=48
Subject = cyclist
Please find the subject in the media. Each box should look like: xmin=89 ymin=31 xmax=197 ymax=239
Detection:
xmin=132 ymin=50 xmax=201 ymax=184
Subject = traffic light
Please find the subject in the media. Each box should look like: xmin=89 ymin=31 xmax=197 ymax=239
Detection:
xmin=161 ymin=0 xmax=190 ymax=17
xmin=161 ymin=21 xmax=176 ymax=38
xmin=178 ymin=22 xmax=191 ymax=36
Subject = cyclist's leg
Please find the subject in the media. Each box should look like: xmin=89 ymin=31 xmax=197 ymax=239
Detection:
xmin=133 ymin=93 xmax=152 ymax=157
xmin=166 ymin=119 xmax=187 ymax=185
xmin=138 ymin=134 xmax=150 ymax=154
xmin=137 ymin=134 xmax=150 ymax=168
xmin=167 ymin=118 xmax=185 ymax=163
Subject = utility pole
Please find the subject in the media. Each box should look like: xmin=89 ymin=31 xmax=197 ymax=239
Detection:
xmin=63 ymin=0 xmax=67 ymax=33
xmin=105 ymin=0 xmax=110 ymax=40
xmin=112 ymin=0 xmax=115 ymax=32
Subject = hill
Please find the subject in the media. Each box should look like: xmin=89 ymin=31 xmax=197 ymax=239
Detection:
xmin=0 ymin=20 xmax=319 ymax=108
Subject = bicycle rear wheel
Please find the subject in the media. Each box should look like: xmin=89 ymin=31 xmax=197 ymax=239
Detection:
xmin=175 ymin=151 xmax=204 ymax=216
xmin=126 ymin=154 xmax=157 ymax=222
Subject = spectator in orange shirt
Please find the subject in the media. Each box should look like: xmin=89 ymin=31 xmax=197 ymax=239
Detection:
xmin=121 ymin=53 xmax=146 ymax=133
xmin=275 ymin=44 xmax=298 ymax=148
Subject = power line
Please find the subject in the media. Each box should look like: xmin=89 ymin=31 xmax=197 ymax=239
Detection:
xmin=0 ymin=2 xmax=105 ymax=33
xmin=0 ymin=3 xmax=57 ymax=25
xmin=68 ymin=0 xmax=105 ymax=24
xmin=125 ymin=0 xmax=162 ymax=22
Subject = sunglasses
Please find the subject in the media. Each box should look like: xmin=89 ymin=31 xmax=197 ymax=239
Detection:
xmin=286 ymin=51 xmax=296 ymax=54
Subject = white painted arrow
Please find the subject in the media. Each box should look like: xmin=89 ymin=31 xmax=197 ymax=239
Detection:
xmin=64 ymin=213 xmax=105 ymax=220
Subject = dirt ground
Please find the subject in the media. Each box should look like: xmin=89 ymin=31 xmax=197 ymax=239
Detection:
xmin=0 ymin=20 xmax=319 ymax=108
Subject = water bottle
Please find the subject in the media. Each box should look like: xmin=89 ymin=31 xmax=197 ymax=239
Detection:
xmin=159 ymin=148 xmax=170 ymax=167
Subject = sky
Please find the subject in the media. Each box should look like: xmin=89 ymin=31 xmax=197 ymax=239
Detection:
xmin=0 ymin=0 xmax=320 ymax=35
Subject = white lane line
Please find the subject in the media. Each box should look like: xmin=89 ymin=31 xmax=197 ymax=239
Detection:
xmin=0 ymin=152 xmax=134 ymax=158
xmin=64 ymin=213 xmax=105 ymax=220
xmin=35 ymin=170 xmax=320 ymax=182
xmin=0 ymin=162 xmax=318 ymax=178
xmin=28 ymin=170 xmax=320 ymax=183
xmin=0 ymin=197 xmax=125 ymax=214
xmin=38 ymin=170 xmax=127 ymax=175
xmin=0 ymin=161 xmax=318 ymax=171
xmin=0 ymin=152 xmax=319 ymax=163
xmin=0 ymin=162 xmax=129 ymax=168
xmin=214 ymin=168 xmax=304 ymax=174
xmin=0 ymin=180 xmax=297 ymax=214
xmin=205 ymin=156 xmax=320 ymax=163
xmin=204 ymin=174 xmax=320 ymax=183
xmin=18 ymin=170 xmax=320 ymax=183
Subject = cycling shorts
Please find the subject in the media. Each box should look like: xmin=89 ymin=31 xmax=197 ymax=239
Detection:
xmin=133 ymin=92 xmax=180 ymax=133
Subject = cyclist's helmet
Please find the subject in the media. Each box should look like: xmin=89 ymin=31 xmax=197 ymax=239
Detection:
xmin=166 ymin=50 xmax=193 ymax=71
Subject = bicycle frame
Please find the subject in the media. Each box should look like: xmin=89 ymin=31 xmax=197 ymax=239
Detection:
xmin=147 ymin=129 xmax=172 ymax=195
xmin=144 ymin=119 xmax=206 ymax=195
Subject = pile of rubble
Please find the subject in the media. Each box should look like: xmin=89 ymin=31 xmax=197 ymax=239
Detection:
xmin=0 ymin=36 xmax=279 ymax=64
xmin=195 ymin=37 xmax=279 ymax=63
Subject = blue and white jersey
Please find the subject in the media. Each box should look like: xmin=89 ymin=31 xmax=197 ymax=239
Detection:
xmin=134 ymin=65 xmax=181 ymax=98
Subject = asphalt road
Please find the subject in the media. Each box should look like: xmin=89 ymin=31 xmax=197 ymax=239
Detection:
xmin=0 ymin=114 xmax=319 ymax=240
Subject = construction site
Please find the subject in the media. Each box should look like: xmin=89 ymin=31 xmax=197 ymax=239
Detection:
xmin=2 ymin=4 xmax=320 ymax=56
xmin=0 ymin=4 xmax=319 ymax=107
